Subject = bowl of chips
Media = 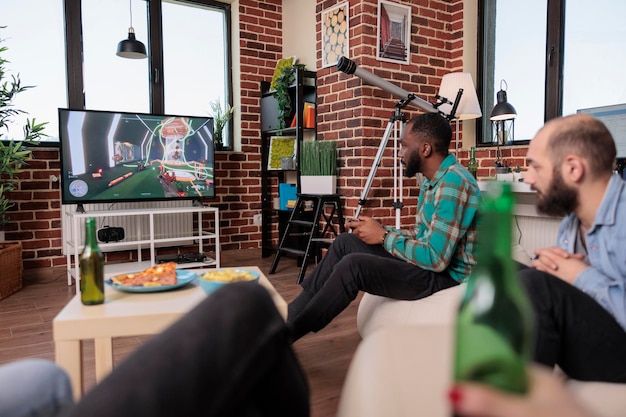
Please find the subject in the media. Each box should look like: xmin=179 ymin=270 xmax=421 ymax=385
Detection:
xmin=198 ymin=268 xmax=260 ymax=294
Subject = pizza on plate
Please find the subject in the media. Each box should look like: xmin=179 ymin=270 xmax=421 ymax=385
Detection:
xmin=112 ymin=262 xmax=178 ymax=287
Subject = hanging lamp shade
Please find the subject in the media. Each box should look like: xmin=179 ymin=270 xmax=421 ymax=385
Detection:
xmin=490 ymin=80 xmax=517 ymax=121
xmin=117 ymin=27 xmax=147 ymax=59
xmin=116 ymin=0 xmax=147 ymax=59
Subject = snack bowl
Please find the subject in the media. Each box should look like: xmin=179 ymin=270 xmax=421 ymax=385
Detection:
xmin=198 ymin=268 xmax=260 ymax=294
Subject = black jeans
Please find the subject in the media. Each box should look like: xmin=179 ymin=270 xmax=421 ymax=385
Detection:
xmin=63 ymin=282 xmax=310 ymax=417
xmin=288 ymin=233 xmax=459 ymax=341
xmin=519 ymin=267 xmax=626 ymax=382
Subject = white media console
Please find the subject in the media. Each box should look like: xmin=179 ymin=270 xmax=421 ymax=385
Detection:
xmin=64 ymin=206 xmax=220 ymax=289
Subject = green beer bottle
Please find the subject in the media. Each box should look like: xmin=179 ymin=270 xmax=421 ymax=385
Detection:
xmin=468 ymin=146 xmax=478 ymax=179
xmin=454 ymin=182 xmax=534 ymax=393
xmin=80 ymin=217 xmax=105 ymax=305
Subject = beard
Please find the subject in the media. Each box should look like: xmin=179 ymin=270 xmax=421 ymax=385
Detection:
xmin=535 ymin=170 xmax=578 ymax=217
xmin=403 ymin=149 xmax=422 ymax=178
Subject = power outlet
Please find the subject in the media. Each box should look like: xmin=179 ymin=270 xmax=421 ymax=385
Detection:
xmin=253 ymin=213 xmax=263 ymax=225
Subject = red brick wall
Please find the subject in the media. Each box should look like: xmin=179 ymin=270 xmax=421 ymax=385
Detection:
xmin=6 ymin=0 xmax=285 ymax=270
xmin=316 ymin=0 xmax=466 ymax=228
xmin=8 ymin=0 xmax=525 ymax=270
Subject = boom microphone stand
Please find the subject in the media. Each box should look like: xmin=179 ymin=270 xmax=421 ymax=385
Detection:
xmin=336 ymin=57 xmax=462 ymax=226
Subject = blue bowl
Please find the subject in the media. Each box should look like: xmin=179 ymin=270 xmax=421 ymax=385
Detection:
xmin=198 ymin=268 xmax=260 ymax=294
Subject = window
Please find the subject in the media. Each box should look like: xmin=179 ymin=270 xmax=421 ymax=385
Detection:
xmin=81 ymin=0 xmax=150 ymax=112
xmin=3 ymin=0 xmax=232 ymax=148
xmin=478 ymin=0 xmax=626 ymax=145
xmin=2 ymin=1 xmax=67 ymax=142
xmin=78 ymin=0 xmax=233 ymax=147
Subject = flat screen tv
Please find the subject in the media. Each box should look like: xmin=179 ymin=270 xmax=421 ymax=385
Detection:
xmin=58 ymin=109 xmax=215 ymax=207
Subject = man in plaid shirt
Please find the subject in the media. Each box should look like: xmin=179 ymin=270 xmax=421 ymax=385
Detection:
xmin=288 ymin=113 xmax=480 ymax=341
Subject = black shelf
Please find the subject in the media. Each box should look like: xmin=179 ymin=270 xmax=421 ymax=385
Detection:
xmin=260 ymin=68 xmax=317 ymax=258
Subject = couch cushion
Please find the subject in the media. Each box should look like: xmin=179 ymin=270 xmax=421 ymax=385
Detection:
xmin=357 ymin=244 xmax=533 ymax=338
xmin=357 ymin=285 xmax=464 ymax=338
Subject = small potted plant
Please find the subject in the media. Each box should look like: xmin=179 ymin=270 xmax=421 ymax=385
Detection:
xmin=208 ymin=99 xmax=235 ymax=150
xmin=273 ymin=63 xmax=306 ymax=130
xmin=300 ymin=140 xmax=337 ymax=195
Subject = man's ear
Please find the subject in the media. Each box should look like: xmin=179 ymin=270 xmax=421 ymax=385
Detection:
xmin=422 ymin=143 xmax=432 ymax=157
xmin=563 ymin=155 xmax=584 ymax=182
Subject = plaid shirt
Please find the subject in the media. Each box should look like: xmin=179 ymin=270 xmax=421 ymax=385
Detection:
xmin=381 ymin=154 xmax=480 ymax=282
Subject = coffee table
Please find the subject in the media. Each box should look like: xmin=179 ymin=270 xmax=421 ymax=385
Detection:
xmin=52 ymin=266 xmax=286 ymax=399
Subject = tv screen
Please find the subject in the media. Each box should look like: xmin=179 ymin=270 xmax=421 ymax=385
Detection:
xmin=58 ymin=109 xmax=216 ymax=205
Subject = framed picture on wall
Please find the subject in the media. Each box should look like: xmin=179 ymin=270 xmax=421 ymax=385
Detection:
xmin=268 ymin=136 xmax=297 ymax=170
xmin=376 ymin=0 xmax=411 ymax=64
xmin=321 ymin=2 xmax=349 ymax=69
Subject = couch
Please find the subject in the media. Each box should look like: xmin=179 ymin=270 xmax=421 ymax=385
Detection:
xmin=340 ymin=245 xmax=626 ymax=417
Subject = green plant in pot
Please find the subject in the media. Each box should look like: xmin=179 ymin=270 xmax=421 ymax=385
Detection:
xmin=208 ymin=99 xmax=234 ymax=150
xmin=0 ymin=30 xmax=46 ymax=230
xmin=300 ymin=140 xmax=337 ymax=195
xmin=274 ymin=63 xmax=305 ymax=130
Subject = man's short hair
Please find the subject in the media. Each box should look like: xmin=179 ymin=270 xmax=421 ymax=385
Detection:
xmin=407 ymin=113 xmax=452 ymax=155
xmin=549 ymin=114 xmax=616 ymax=177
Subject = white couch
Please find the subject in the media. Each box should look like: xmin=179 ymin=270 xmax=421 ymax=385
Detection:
xmin=345 ymin=245 xmax=626 ymax=417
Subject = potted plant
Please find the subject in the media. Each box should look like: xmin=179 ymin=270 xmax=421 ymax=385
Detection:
xmin=273 ymin=63 xmax=305 ymax=130
xmin=0 ymin=30 xmax=46 ymax=298
xmin=0 ymin=32 xmax=46 ymax=228
xmin=300 ymin=140 xmax=337 ymax=195
xmin=208 ymin=99 xmax=234 ymax=150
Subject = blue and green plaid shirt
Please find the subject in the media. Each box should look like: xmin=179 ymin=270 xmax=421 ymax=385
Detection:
xmin=381 ymin=154 xmax=480 ymax=282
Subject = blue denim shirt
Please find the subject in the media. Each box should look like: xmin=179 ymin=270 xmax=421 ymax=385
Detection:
xmin=557 ymin=174 xmax=626 ymax=331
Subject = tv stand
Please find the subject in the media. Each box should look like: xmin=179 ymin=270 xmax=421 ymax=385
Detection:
xmin=64 ymin=206 xmax=220 ymax=290
xmin=75 ymin=203 xmax=86 ymax=214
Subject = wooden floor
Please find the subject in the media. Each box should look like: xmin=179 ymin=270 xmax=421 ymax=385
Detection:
xmin=0 ymin=249 xmax=362 ymax=417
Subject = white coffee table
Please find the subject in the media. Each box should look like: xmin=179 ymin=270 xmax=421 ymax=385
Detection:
xmin=53 ymin=266 xmax=286 ymax=399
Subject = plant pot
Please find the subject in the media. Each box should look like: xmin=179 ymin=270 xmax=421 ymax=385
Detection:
xmin=300 ymin=175 xmax=337 ymax=195
xmin=0 ymin=242 xmax=22 ymax=300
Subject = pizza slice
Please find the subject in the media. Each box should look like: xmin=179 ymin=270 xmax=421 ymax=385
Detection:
xmin=112 ymin=262 xmax=178 ymax=287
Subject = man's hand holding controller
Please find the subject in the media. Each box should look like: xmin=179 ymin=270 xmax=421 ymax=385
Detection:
xmin=345 ymin=216 xmax=387 ymax=245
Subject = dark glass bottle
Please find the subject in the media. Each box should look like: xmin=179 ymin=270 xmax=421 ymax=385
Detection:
xmin=468 ymin=146 xmax=478 ymax=179
xmin=454 ymin=182 xmax=534 ymax=394
xmin=80 ymin=217 xmax=105 ymax=305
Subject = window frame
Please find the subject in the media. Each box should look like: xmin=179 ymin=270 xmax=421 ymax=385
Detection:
xmin=64 ymin=0 xmax=233 ymax=148
xmin=477 ymin=0 xmax=564 ymax=147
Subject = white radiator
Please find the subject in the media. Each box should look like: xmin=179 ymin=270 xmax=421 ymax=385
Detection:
xmin=61 ymin=201 xmax=194 ymax=254
xmin=513 ymin=215 xmax=561 ymax=256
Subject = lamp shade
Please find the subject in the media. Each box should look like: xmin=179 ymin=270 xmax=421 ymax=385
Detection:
xmin=117 ymin=28 xmax=147 ymax=59
xmin=437 ymin=72 xmax=482 ymax=120
xmin=490 ymin=88 xmax=517 ymax=121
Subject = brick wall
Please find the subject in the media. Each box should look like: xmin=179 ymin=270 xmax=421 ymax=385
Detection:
xmin=316 ymin=0 xmax=467 ymax=227
xmin=6 ymin=0 xmax=530 ymax=270
xmin=6 ymin=0 xmax=284 ymax=270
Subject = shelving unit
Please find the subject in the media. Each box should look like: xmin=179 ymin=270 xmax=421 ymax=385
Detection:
xmin=64 ymin=206 xmax=220 ymax=289
xmin=260 ymin=68 xmax=317 ymax=257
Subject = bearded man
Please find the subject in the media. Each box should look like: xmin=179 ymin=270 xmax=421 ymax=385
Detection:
xmin=521 ymin=113 xmax=626 ymax=382
xmin=287 ymin=112 xmax=480 ymax=342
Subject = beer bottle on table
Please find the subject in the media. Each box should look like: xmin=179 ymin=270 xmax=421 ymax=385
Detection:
xmin=454 ymin=182 xmax=534 ymax=394
xmin=80 ymin=217 xmax=105 ymax=305
xmin=468 ymin=146 xmax=478 ymax=179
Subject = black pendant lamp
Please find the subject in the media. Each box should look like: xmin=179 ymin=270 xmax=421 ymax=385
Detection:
xmin=116 ymin=0 xmax=147 ymax=59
